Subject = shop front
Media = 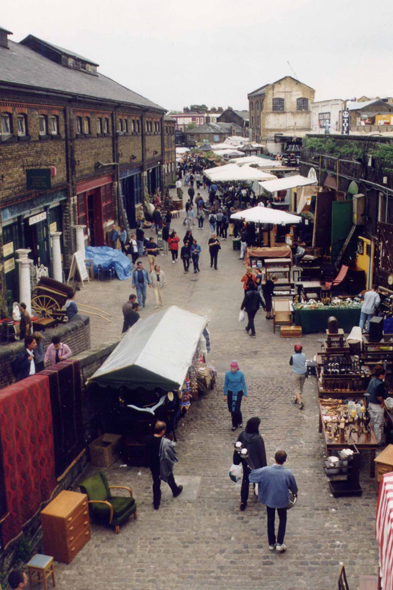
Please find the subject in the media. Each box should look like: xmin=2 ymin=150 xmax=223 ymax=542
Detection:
xmin=147 ymin=164 xmax=160 ymax=195
xmin=120 ymin=167 xmax=142 ymax=229
xmin=76 ymin=175 xmax=114 ymax=247
xmin=1 ymin=190 xmax=67 ymax=303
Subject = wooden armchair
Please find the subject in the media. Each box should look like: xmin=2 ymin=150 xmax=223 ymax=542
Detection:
xmin=273 ymin=299 xmax=292 ymax=334
xmin=80 ymin=471 xmax=137 ymax=534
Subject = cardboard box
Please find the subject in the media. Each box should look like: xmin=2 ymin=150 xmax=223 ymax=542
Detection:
xmin=89 ymin=433 xmax=123 ymax=467
xmin=280 ymin=326 xmax=302 ymax=338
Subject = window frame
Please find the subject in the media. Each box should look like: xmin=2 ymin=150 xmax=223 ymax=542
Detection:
xmin=83 ymin=116 xmax=91 ymax=135
xmin=97 ymin=117 xmax=102 ymax=135
xmin=49 ymin=115 xmax=59 ymax=135
xmin=76 ymin=116 xmax=82 ymax=135
xmin=39 ymin=114 xmax=48 ymax=136
xmin=17 ymin=114 xmax=27 ymax=137
xmin=272 ymin=98 xmax=285 ymax=112
xmin=103 ymin=118 xmax=109 ymax=134
xmin=297 ymin=97 xmax=309 ymax=112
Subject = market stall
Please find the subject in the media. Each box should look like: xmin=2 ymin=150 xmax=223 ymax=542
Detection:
xmin=293 ymin=301 xmax=361 ymax=334
xmin=376 ymin=472 xmax=393 ymax=590
xmin=88 ymin=306 xmax=214 ymax=462
xmin=204 ymin=163 xmax=277 ymax=183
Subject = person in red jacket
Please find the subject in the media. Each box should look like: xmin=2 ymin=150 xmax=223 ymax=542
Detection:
xmin=168 ymin=231 xmax=180 ymax=263
xmin=241 ymin=267 xmax=257 ymax=291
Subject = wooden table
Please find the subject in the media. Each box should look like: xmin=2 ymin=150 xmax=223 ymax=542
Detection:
xmin=295 ymin=281 xmax=322 ymax=298
xmin=375 ymin=444 xmax=393 ymax=493
xmin=319 ymin=402 xmax=378 ymax=477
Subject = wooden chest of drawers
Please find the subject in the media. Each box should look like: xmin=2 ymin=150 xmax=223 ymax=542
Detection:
xmin=41 ymin=491 xmax=90 ymax=564
xmin=374 ymin=444 xmax=393 ymax=492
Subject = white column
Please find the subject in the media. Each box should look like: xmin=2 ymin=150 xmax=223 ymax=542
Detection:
xmin=16 ymin=249 xmax=33 ymax=314
xmin=50 ymin=231 xmax=63 ymax=282
xmin=73 ymin=225 xmax=86 ymax=259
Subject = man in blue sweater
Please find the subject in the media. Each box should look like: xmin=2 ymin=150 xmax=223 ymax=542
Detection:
xmin=249 ymin=450 xmax=298 ymax=553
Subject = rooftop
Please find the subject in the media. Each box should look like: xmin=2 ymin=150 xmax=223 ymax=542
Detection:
xmin=20 ymin=34 xmax=98 ymax=66
xmin=186 ymin=122 xmax=242 ymax=135
xmin=0 ymin=37 xmax=164 ymax=111
xmin=248 ymin=76 xmax=315 ymax=99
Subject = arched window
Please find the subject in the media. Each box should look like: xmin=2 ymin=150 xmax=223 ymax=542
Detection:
xmin=256 ymin=101 xmax=259 ymax=112
xmin=272 ymin=98 xmax=285 ymax=112
xmin=17 ymin=114 xmax=27 ymax=136
xmin=250 ymin=102 xmax=253 ymax=111
xmin=297 ymin=98 xmax=309 ymax=112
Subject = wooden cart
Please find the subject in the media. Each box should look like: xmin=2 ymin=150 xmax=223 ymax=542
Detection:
xmin=31 ymin=277 xmax=74 ymax=325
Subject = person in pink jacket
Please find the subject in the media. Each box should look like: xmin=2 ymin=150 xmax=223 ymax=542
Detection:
xmin=44 ymin=335 xmax=72 ymax=366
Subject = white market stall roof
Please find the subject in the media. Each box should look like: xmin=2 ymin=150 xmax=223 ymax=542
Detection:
xmin=176 ymin=147 xmax=190 ymax=155
xmin=212 ymin=149 xmax=244 ymax=157
xmin=205 ymin=164 xmax=277 ymax=182
xmin=89 ymin=306 xmax=207 ymax=390
xmin=231 ymin=203 xmax=301 ymax=225
xmin=229 ymin=156 xmax=285 ymax=168
xmin=258 ymin=175 xmax=317 ymax=193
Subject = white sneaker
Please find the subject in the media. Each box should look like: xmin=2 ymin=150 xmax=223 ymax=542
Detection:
xmin=269 ymin=544 xmax=276 ymax=551
xmin=276 ymin=544 xmax=286 ymax=553
xmin=172 ymin=261 xmax=175 ymax=264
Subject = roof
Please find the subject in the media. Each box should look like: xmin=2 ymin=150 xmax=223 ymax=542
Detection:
xmin=234 ymin=110 xmax=249 ymax=120
xmin=21 ymin=34 xmax=98 ymax=65
xmin=0 ymin=27 xmax=12 ymax=34
xmin=187 ymin=122 xmax=242 ymax=135
xmin=248 ymin=76 xmax=315 ymax=99
xmin=89 ymin=306 xmax=207 ymax=390
xmin=259 ymin=175 xmax=317 ymax=193
xmin=347 ymin=99 xmax=390 ymax=111
xmin=0 ymin=40 xmax=164 ymax=111
xmin=231 ymin=204 xmax=301 ymax=225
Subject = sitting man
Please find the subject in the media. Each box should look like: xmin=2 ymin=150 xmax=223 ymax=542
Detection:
xmin=65 ymin=292 xmax=78 ymax=321
xmin=8 ymin=570 xmax=28 ymax=589
xmin=44 ymin=335 xmax=72 ymax=366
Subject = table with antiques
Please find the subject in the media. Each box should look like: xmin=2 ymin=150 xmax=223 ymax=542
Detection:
xmin=293 ymin=301 xmax=362 ymax=334
xmin=374 ymin=444 xmax=393 ymax=494
xmin=319 ymin=398 xmax=378 ymax=478
xmin=264 ymin=257 xmax=292 ymax=282
xmin=294 ymin=280 xmax=322 ymax=300
xmin=244 ymin=245 xmax=292 ymax=268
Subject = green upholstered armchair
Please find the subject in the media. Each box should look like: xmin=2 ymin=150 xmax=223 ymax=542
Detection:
xmin=80 ymin=471 xmax=137 ymax=534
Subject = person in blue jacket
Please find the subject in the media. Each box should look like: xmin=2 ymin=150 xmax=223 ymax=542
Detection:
xmin=190 ymin=239 xmax=201 ymax=273
xmin=224 ymin=360 xmax=247 ymax=431
xmin=131 ymin=261 xmax=151 ymax=308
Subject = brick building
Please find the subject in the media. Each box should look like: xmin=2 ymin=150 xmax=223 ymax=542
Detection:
xmin=186 ymin=122 xmax=243 ymax=146
xmin=0 ymin=28 xmax=174 ymax=304
xmin=217 ymin=108 xmax=249 ymax=137
xmin=163 ymin=116 xmax=176 ymax=186
xmin=248 ymin=76 xmax=315 ymax=144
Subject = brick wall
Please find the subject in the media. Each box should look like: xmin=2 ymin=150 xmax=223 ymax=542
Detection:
xmin=119 ymin=135 xmax=143 ymax=165
xmin=0 ymin=315 xmax=91 ymax=390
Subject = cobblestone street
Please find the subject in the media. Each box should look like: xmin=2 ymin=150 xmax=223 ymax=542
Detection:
xmin=59 ymin=187 xmax=379 ymax=590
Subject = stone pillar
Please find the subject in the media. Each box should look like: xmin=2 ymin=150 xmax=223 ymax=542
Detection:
xmin=16 ymin=249 xmax=33 ymax=314
xmin=50 ymin=232 xmax=63 ymax=282
xmin=73 ymin=225 xmax=86 ymax=258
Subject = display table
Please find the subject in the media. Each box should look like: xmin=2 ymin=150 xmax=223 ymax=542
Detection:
xmin=293 ymin=305 xmax=361 ymax=334
xmin=244 ymin=246 xmax=292 ymax=267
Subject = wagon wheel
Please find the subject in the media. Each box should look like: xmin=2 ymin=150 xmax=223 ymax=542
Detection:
xmin=31 ymin=295 xmax=60 ymax=318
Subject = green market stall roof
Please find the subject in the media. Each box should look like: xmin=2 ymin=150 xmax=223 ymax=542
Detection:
xmin=89 ymin=306 xmax=208 ymax=391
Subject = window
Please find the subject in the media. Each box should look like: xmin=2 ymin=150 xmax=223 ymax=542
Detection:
xmin=102 ymin=184 xmax=113 ymax=223
xmin=132 ymin=120 xmax=136 ymax=133
xmin=83 ymin=117 xmax=90 ymax=134
xmin=272 ymin=98 xmax=285 ymax=112
xmin=256 ymin=101 xmax=259 ymax=112
xmin=0 ymin=113 xmax=12 ymax=136
xmin=137 ymin=120 xmax=140 ymax=133
xmin=39 ymin=115 xmax=47 ymax=135
xmin=118 ymin=119 xmax=123 ymax=132
xmin=17 ymin=114 xmax=27 ymax=136
xmin=297 ymin=98 xmax=309 ymax=112
xmin=76 ymin=116 xmax=82 ymax=135
xmin=318 ymin=112 xmax=330 ymax=128
xmin=250 ymin=103 xmax=253 ymax=111
xmin=68 ymin=57 xmax=75 ymax=68
xmin=124 ymin=119 xmax=129 ymax=133
xmin=103 ymin=118 xmax=109 ymax=134
xmin=49 ymin=115 xmax=59 ymax=135
xmin=77 ymin=193 xmax=87 ymax=226
xmin=97 ymin=117 xmax=102 ymax=134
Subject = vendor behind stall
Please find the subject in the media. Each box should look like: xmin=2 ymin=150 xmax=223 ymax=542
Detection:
xmin=262 ymin=275 xmax=278 ymax=320
xmin=366 ymin=365 xmax=387 ymax=445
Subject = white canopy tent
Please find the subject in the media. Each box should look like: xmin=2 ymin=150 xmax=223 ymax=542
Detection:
xmin=212 ymin=149 xmax=245 ymax=158
xmin=176 ymin=147 xmax=190 ymax=155
xmin=231 ymin=203 xmax=301 ymax=225
xmin=229 ymin=156 xmax=284 ymax=168
xmin=258 ymin=175 xmax=318 ymax=193
xmin=205 ymin=164 xmax=277 ymax=182
xmin=89 ymin=306 xmax=208 ymax=390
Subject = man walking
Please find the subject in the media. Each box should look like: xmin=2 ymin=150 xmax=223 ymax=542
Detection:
xmin=109 ymin=225 xmax=119 ymax=249
xmin=208 ymin=234 xmax=221 ymax=270
xmin=132 ymin=261 xmax=151 ymax=308
xmin=241 ymin=285 xmax=265 ymax=337
xmin=359 ymin=284 xmax=380 ymax=333
xmin=146 ymin=421 xmax=183 ymax=510
xmin=122 ymin=302 xmax=140 ymax=332
xmin=136 ymin=226 xmax=145 ymax=257
xmin=146 ymin=236 xmax=159 ymax=272
xmin=249 ymin=450 xmax=298 ymax=553
xmin=122 ymin=294 xmax=137 ymax=332
xmin=188 ymin=185 xmax=195 ymax=204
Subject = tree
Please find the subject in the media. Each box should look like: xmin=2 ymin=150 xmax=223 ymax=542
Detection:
xmin=186 ymin=123 xmax=196 ymax=131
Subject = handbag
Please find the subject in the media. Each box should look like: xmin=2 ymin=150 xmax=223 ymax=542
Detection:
xmin=229 ymin=464 xmax=242 ymax=483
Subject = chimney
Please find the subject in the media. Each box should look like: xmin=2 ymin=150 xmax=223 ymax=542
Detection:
xmin=0 ymin=27 xmax=12 ymax=49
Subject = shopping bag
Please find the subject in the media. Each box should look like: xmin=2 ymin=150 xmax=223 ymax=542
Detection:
xmin=229 ymin=464 xmax=242 ymax=483
xmin=238 ymin=310 xmax=245 ymax=323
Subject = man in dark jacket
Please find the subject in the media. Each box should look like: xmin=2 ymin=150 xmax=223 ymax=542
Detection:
xmin=233 ymin=417 xmax=267 ymax=511
xmin=122 ymin=302 xmax=140 ymax=333
xmin=14 ymin=336 xmax=37 ymax=381
xmin=19 ymin=302 xmax=31 ymax=339
xmin=188 ymin=186 xmax=195 ymax=203
xmin=241 ymin=286 xmax=265 ymax=337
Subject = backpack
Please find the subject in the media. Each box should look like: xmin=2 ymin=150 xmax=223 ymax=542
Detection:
xmin=209 ymin=214 xmax=216 ymax=222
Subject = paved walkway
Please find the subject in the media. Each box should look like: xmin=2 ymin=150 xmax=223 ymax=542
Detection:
xmin=58 ymin=186 xmax=379 ymax=590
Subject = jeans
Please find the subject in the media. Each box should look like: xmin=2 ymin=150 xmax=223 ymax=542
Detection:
xmin=267 ymin=506 xmax=287 ymax=546
xmin=210 ymin=222 xmax=216 ymax=233
xmin=246 ymin=310 xmax=257 ymax=335
xmin=360 ymin=311 xmax=373 ymax=333
xmin=171 ymin=250 xmax=178 ymax=262
xmin=136 ymin=284 xmax=147 ymax=307
xmin=369 ymin=402 xmax=385 ymax=443
xmin=192 ymin=254 xmax=199 ymax=272
xmin=240 ymin=241 xmax=247 ymax=259
xmin=137 ymin=240 xmax=144 ymax=257
xmin=216 ymin=221 xmax=222 ymax=236
xmin=227 ymin=390 xmax=243 ymax=428
xmin=221 ymin=225 xmax=228 ymax=239
xmin=151 ymin=470 xmax=180 ymax=508
xmin=183 ymin=257 xmax=190 ymax=272
xmin=210 ymin=253 xmax=218 ymax=269
xmin=198 ymin=217 xmax=204 ymax=228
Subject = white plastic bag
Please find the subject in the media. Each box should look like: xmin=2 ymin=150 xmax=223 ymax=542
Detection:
xmin=238 ymin=310 xmax=245 ymax=323
xmin=229 ymin=464 xmax=242 ymax=483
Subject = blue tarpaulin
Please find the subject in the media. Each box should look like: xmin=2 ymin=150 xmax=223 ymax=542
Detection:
xmin=85 ymin=246 xmax=133 ymax=281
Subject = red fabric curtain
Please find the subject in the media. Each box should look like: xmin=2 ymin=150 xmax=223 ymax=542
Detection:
xmin=0 ymin=374 xmax=57 ymax=548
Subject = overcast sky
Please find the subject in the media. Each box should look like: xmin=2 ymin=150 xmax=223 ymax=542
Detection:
xmin=5 ymin=0 xmax=393 ymax=112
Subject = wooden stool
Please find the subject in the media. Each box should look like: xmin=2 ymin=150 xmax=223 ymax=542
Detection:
xmin=27 ymin=554 xmax=56 ymax=590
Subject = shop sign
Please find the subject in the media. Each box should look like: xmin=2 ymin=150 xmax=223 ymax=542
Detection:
xmin=29 ymin=211 xmax=47 ymax=226
xmin=26 ymin=169 xmax=51 ymax=190
xmin=4 ymin=258 xmax=15 ymax=273
xmin=3 ymin=241 xmax=14 ymax=257
xmin=342 ymin=110 xmax=350 ymax=135
xmin=49 ymin=222 xmax=57 ymax=232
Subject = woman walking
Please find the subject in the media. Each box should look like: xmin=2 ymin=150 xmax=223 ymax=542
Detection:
xmin=197 ymin=206 xmax=205 ymax=229
xmin=150 ymin=264 xmax=166 ymax=308
xmin=168 ymin=231 xmax=180 ymax=263
xmin=263 ymin=275 xmax=277 ymax=319
xmin=190 ymin=240 xmax=201 ymax=273
xmin=224 ymin=361 xmax=247 ymax=431
xmin=209 ymin=210 xmax=216 ymax=234
xmin=128 ymin=233 xmax=139 ymax=264
xmin=289 ymin=343 xmax=307 ymax=410
xmin=233 ymin=417 xmax=267 ymax=511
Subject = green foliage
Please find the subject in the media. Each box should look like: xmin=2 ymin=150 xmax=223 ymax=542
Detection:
xmin=185 ymin=123 xmax=196 ymax=131
xmin=303 ymin=136 xmax=393 ymax=165
xmin=15 ymin=537 xmax=32 ymax=564
xmin=373 ymin=143 xmax=393 ymax=167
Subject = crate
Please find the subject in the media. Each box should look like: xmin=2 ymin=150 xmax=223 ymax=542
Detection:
xmin=280 ymin=326 xmax=302 ymax=338
xmin=89 ymin=433 xmax=123 ymax=467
